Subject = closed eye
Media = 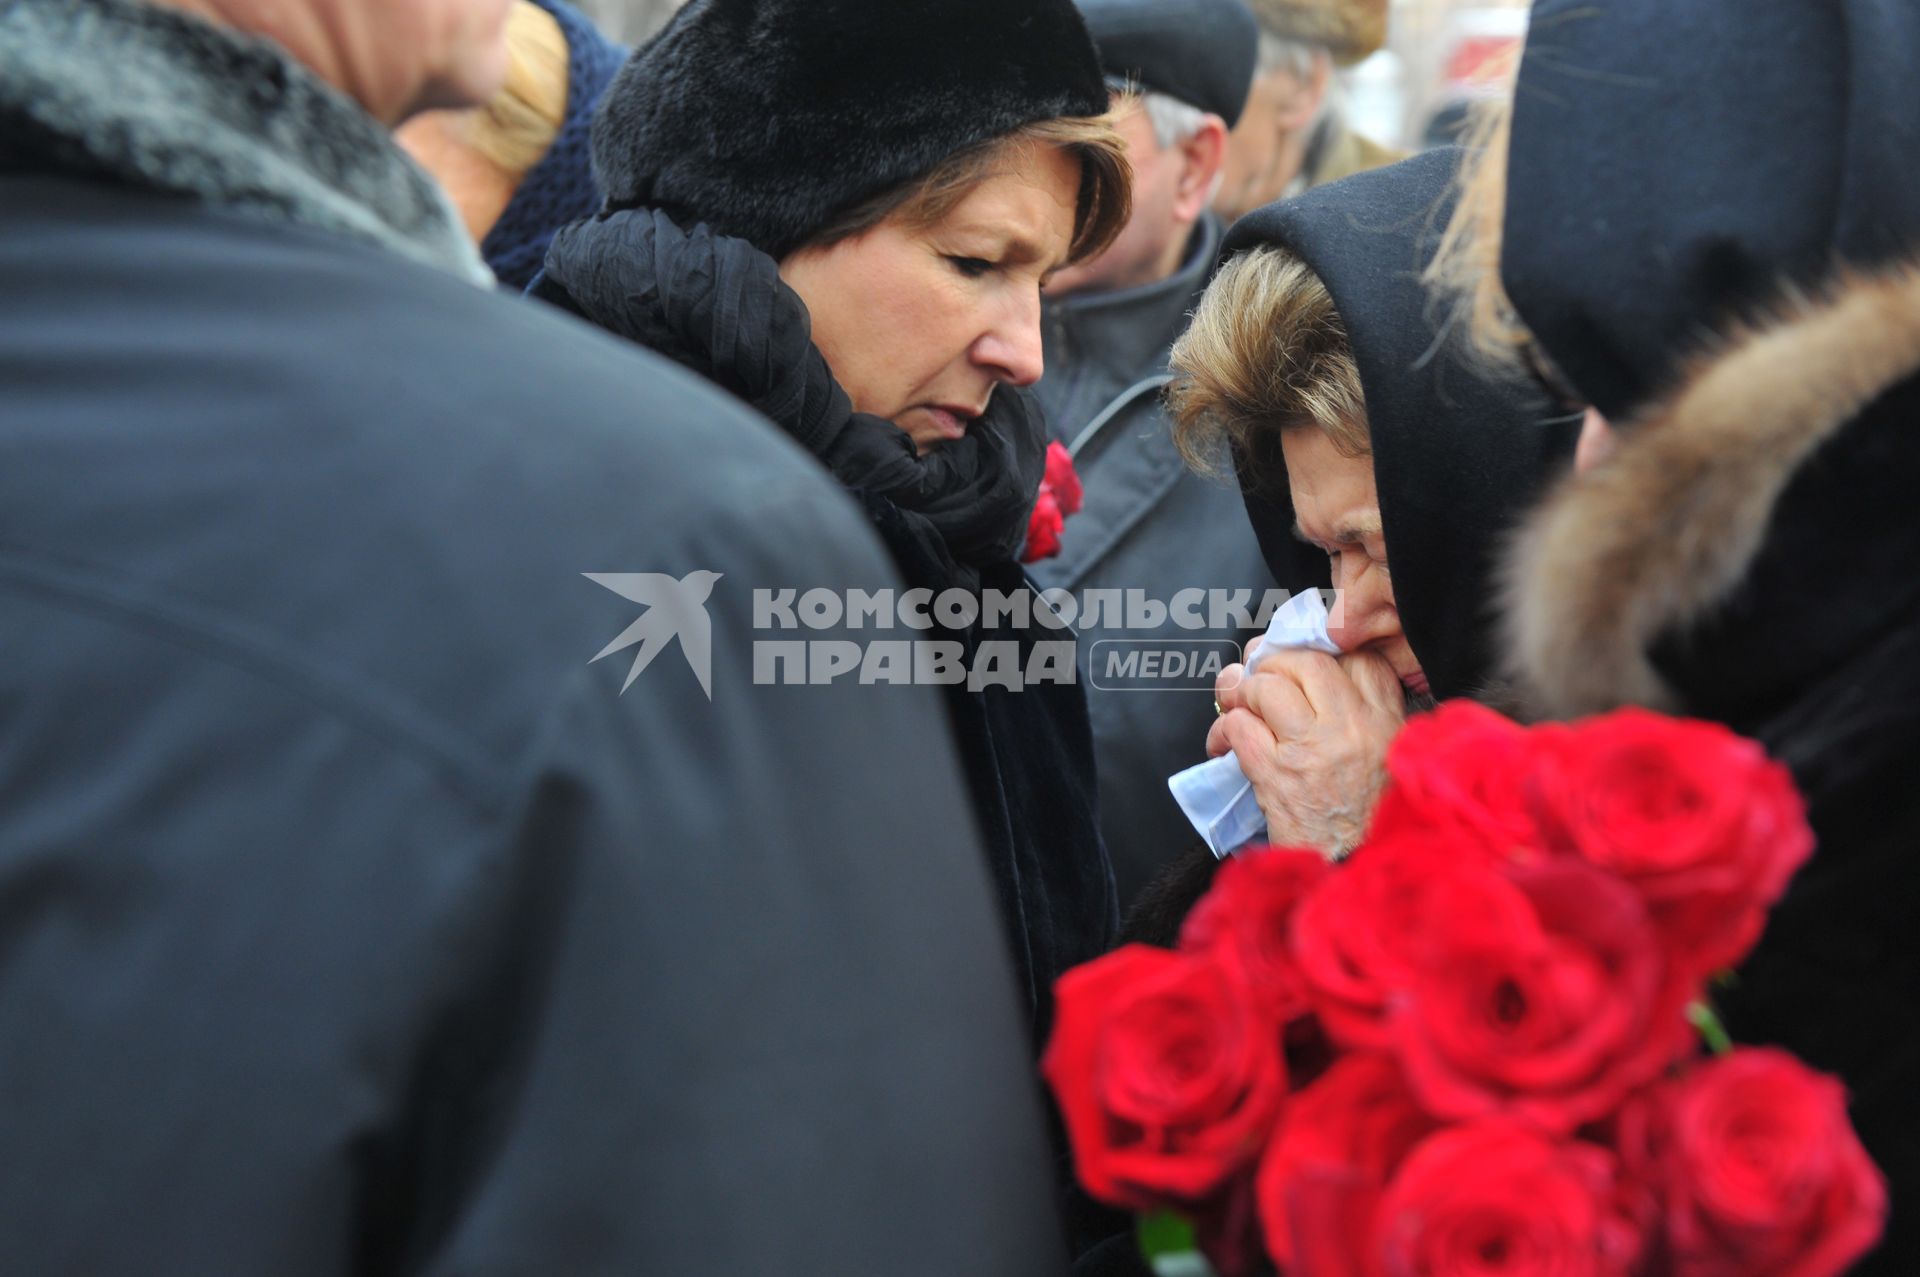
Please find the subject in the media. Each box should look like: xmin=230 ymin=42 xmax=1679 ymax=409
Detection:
xmin=947 ymin=256 xmax=993 ymax=279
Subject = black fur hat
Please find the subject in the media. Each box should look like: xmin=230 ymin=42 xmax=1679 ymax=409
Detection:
xmin=591 ymin=0 xmax=1110 ymax=260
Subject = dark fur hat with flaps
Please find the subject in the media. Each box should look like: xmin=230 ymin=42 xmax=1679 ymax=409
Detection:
xmin=1499 ymin=0 xmax=1920 ymax=723
xmin=591 ymin=0 xmax=1109 ymax=260
xmin=1221 ymin=147 xmax=1577 ymax=702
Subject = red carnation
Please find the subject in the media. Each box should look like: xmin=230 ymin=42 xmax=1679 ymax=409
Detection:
xmin=1179 ymin=847 xmax=1331 ymax=1027
xmin=1043 ymin=439 xmax=1083 ymax=514
xmin=1534 ymin=708 xmax=1813 ymax=977
xmin=1021 ymin=442 xmax=1082 ymax=563
xmin=1391 ymin=857 xmax=1697 ymax=1133
xmin=1369 ymin=700 xmax=1546 ymax=861
xmin=1370 ymin=1121 xmax=1643 ymax=1277
xmin=1022 ymin=488 xmax=1065 ymax=562
xmin=1616 ymin=1049 xmax=1887 ymax=1277
xmin=1042 ymin=945 xmax=1288 ymax=1210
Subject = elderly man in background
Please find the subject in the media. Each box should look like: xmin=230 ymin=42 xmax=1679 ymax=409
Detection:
xmin=1031 ymin=0 xmax=1265 ymax=908
xmin=0 ymin=0 xmax=1068 ymax=1272
xmin=1215 ymin=0 xmax=1402 ymax=222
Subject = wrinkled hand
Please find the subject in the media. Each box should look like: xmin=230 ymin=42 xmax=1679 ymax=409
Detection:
xmin=1206 ymin=646 xmax=1406 ymax=859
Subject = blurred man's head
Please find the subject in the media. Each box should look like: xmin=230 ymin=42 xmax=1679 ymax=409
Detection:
xmin=1215 ymin=36 xmax=1330 ymax=222
xmin=1048 ymin=0 xmax=1258 ymax=296
xmin=1215 ymin=0 xmax=1385 ymax=221
xmin=1047 ymin=91 xmax=1228 ymax=295
xmin=155 ymin=0 xmax=516 ymax=124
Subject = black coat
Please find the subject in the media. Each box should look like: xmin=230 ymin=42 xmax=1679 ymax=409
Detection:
xmin=1501 ymin=273 xmax=1920 ymax=1275
xmin=1501 ymin=4 xmax=1920 ymax=1266
xmin=0 ymin=8 xmax=1068 ymax=1258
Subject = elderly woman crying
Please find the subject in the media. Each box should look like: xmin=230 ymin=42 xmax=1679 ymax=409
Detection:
xmin=533 ymin=0 xmax=1132 ymax=1047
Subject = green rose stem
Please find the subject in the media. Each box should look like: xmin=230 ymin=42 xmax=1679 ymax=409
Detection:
xmin=1136 ymin=1211 xmax=1215 ymax=1277
xmin=1688 ymin=999 xmax=1735 ymax=1056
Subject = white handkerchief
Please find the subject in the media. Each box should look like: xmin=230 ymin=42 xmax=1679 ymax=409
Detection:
xmin=1167 ymin=589 xmax=1342 ymax=858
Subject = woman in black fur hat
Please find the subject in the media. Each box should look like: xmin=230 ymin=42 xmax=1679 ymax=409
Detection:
xmin=531 ymin=0 xmax=1132 ymax=1054
xmin=1431 ymin=2 xmax=1920 ymax=1268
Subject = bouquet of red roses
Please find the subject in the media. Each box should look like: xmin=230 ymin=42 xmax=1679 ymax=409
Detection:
xmin=1045 ymin=703 xmax=1887 ymax=1277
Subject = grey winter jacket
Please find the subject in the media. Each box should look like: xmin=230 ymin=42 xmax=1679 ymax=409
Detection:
xmin=1031 ymin=214 xmax=1276 ymax=905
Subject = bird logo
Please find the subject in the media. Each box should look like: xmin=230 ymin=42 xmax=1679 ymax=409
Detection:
xmin=584 ymin=571 xmax=724 ymax=698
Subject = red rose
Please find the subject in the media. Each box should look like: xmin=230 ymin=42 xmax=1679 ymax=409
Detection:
xmin=1179 ymin=847 xmax=1331 ymax=1026
xmin=1369 ymin=700 xmax=1546 ymax=861
xmin=1043 ymin=439 xmax=1083 ymax=515
xmin=1254 ymin=1053 xmax=1439 ymax=1275
xmin=1391 ymin=857 xmax=1697 ymax=1133
xmin=1042 ymin=944 xmax=1288 ymax=1209
xmin=1022 ymin=487 xmax=1064 ymax=562
xmin=1370 ymin=1121 xmax=1642 ymax=1277
xmin=1534 ymin=708 xmax=1814 ymax=976
xmin=1616 ymin=1049 xmax=1887 ymax=1277
xmin=1290 ymin=836 xmax=1539 ymax=1049
xmin=1187 ymin=1181 xmax=1265 ymax=1277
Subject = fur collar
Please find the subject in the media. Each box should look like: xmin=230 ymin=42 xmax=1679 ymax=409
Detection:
xmin=1502 ymin=262 xmax=1920 ymax=717
xmin=0 ymin=0 xmax=489 ymax=285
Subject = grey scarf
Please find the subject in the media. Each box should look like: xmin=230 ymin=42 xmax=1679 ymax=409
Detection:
xmin=0 ymin=0 xmax=489 ymax=284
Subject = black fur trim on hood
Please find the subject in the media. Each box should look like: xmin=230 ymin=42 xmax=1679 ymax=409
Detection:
xmin=590 ymin=0 xmax=1109 ymax=259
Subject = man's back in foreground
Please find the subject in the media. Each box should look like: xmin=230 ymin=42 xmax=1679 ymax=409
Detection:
xmin=0 ymin=1 xmax=1062 ymax=1270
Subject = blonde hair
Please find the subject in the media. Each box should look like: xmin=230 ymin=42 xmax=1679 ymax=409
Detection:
xmin=1422 ymin=74 xmax=1530 ymax=375
xmin=805 ymin=108 xmax=1135 ymax=267
xmin=1168 ymin=245 xmax=1369 ymax=477
xmin=463 ymin=3 xmax=570 ymax=177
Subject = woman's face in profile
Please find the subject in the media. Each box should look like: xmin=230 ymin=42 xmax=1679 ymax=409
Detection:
xmin=780 ymin=142 xmax=1081 ymax=453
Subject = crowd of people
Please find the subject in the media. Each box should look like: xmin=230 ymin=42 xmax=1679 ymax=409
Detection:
xmin=2 ymin=0 xmax=1913 ymax=1272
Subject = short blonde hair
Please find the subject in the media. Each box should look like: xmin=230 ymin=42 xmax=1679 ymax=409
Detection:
xmin=463 ymin=2 xmax=570 ymax=176
xmin=1168 ymin=245 xmax=1369 ymax=477
xmin=805 ymin=109 xmax=1135 ymax=267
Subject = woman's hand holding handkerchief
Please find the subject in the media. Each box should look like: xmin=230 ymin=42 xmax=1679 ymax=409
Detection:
xmin=1168 ymin=589 xmax=1407 ymax=859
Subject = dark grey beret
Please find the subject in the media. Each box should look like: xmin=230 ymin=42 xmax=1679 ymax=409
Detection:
xmin=1078 ymin=0 xmax=1261 ymax=127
